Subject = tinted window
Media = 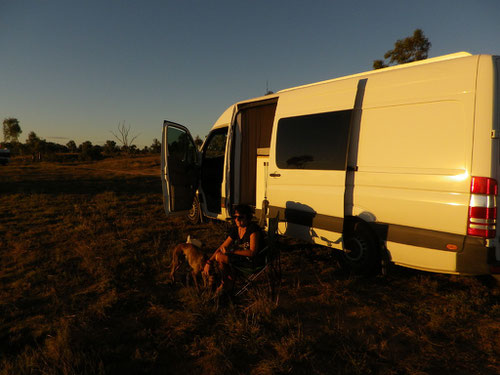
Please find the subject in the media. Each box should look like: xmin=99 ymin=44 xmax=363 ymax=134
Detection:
xmin=203 ymin=128 xmax=228 ymax=159
xmin=201 ymin=127 xmax=228 ymax=213
xmin=276 ymin=110 xmax=352 ymax=170
xmin=167 ymin=126 xmax=197 ymax=165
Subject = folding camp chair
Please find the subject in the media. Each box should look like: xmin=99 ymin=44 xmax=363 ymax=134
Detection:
xmin=233 ymin=214 xmax=281 ymax=304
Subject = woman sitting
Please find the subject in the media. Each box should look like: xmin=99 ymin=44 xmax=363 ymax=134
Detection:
xmin=203 ymin=204 xmax=262 ymax=294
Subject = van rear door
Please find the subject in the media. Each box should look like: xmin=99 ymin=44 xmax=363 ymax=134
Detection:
xmin=161 ymin=121 xmax=200 ymax=216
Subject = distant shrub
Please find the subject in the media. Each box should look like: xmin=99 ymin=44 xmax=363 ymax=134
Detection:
xmin=78 ymin=141 xmax=102 ymax=161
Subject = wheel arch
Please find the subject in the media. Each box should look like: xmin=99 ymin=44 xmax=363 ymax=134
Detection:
xmin=342 ymin=215 xmax=387 ymax=274
xmin=343 ymin=215 xmax=380 ymax=244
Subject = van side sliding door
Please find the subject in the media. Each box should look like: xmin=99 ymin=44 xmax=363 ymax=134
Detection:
xmin=267 ymin=108 xmax=353 ymax=247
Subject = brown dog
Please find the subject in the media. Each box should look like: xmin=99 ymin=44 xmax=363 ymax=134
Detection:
xmin=169 ymin=242 xmax=208 ymax=290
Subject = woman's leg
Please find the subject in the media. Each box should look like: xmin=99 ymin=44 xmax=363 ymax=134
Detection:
xmin=214 ymin=252 xmax=234 ymax=292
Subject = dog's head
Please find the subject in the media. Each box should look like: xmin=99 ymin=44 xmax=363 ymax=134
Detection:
xmin=186 ymin=235 xmax=203 ymax=249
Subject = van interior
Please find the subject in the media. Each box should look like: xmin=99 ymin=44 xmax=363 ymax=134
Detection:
xmin=234 ymin=98 xmax=277 ymax=208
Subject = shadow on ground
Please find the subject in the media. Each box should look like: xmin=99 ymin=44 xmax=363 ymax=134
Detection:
xmin=0 ymin=176 xmax=161 ymax=195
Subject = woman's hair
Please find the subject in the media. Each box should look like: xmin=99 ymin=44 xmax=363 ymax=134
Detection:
xmin=233 ymin=204 xmax=253 ymax=219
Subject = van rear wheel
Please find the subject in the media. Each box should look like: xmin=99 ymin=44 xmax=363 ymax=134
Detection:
xmin=343 ymin=225 xmax=380 ymax=275
xmin=187 ymin=196 xmax=202 ymax=224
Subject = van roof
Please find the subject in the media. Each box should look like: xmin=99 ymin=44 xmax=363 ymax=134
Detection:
xmin=213 ymin=52 xmax=476 ymax=129
xmin=278 ymin=52 xmax=473 ymax=94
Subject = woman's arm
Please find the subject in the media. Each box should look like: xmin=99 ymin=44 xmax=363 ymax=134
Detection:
xmin=233 ymin=231 xmax=260 ymax=257
xmin=217 ymin=237 xmax=233 ymax=255
xmin=204 ymin=236 xmax=233 ymax=275
xmin=209 ymin=236 xmax=233 ymax=260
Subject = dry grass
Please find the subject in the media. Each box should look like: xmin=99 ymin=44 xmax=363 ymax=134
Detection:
xmin=1 ymin=156 xmax=499 ymax=374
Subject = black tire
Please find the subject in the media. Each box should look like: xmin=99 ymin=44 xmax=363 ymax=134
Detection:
xmin=187 ymin=195 xmax=202 ymax=224
xmin=342 ymin=224 xmax=380 ymax=275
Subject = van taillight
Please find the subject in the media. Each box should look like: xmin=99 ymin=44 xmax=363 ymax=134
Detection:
xmin=468 ymin=177 xmax=497 ymax=238
xmin=471 ymin=177 xmax=498 ymax=195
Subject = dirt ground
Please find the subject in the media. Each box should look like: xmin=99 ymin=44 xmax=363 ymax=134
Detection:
xmin=1 ymin=155 xmax=499 ymax=374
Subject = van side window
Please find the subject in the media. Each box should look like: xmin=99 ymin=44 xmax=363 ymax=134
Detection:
xmin=167 ymin=126 xmax=198 ymax=165
xmin=201 ymin=127 xmax=228 ymax=213
xmin=275 ymin=110 xmax=352 ymax=170
xmin=203 ymin=129 xmax=228 ymax=159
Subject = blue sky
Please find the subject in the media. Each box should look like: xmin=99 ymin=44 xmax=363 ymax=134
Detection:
xmin=1 ymin=0 xmax=499 ymax=147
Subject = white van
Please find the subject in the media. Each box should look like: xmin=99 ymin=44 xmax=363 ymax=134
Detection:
xmin=161 ymin=52 xmax=500 ymax=275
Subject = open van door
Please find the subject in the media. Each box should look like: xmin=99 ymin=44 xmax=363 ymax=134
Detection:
xmin=161 ymin=120 xmax=200 ymax=216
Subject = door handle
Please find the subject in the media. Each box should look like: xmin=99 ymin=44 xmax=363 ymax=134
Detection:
xmin=269 ymin=172 xmax=281 ymax=177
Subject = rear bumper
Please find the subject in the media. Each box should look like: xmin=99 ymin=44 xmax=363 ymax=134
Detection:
xmin=457 ymin=236 xmax=499 ymax=274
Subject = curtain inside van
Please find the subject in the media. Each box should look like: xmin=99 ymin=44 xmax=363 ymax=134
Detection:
xmin=239 ymin=102 xmax=277 ymax=206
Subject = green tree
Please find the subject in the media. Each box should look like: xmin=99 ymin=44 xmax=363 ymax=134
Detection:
xmin=26 ymin=131 xmax=47 ymax=161
xmin=194 ymin=135 xmax=203 ymax=149
xmin=372 ymin=60 xmax=387 ymax=70
xmin=3 ymin=118 xmax=22 ymax=142
xmin=26 ymin=131 xmax=42 ymax=152
xmin=79 ymin=141 xmax=102 ymax=161
xmin=103 ymin=140 xmax=118 ymax=155
xmin=150 ymin=138 xmax=161 ymax=153
xmin=66 ymin=140 xmax=77 ymax=152
xmin=373 ymin=29 xmax=431 ymax=69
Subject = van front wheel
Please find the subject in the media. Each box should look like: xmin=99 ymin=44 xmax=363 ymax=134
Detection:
xmin=187 ymin=196 xmax=202 ymax=224
xmin=342 ymin=225 xmax=380 ymax=275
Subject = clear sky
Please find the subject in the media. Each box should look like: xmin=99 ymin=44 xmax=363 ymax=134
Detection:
xmin=1 ymin=0 xmax=499 ymax=147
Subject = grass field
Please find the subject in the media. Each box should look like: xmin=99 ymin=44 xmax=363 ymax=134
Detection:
xmin=1 ymin=155 xmax=499 ymax=374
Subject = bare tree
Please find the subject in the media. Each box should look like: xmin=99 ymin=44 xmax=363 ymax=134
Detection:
xmin=110 ymin=121 xmax=140 ymax=153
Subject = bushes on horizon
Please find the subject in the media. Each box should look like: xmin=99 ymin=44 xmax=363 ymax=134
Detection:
xmin=66 ymin=140 xmax=77 ymax=153
xmin=2 ymin=135 xmax=164 ymax=162
xmin=78 ymin=141 xmax=102 ymax=161
xmin=103 ymin=140 xmax=118 ymax=156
